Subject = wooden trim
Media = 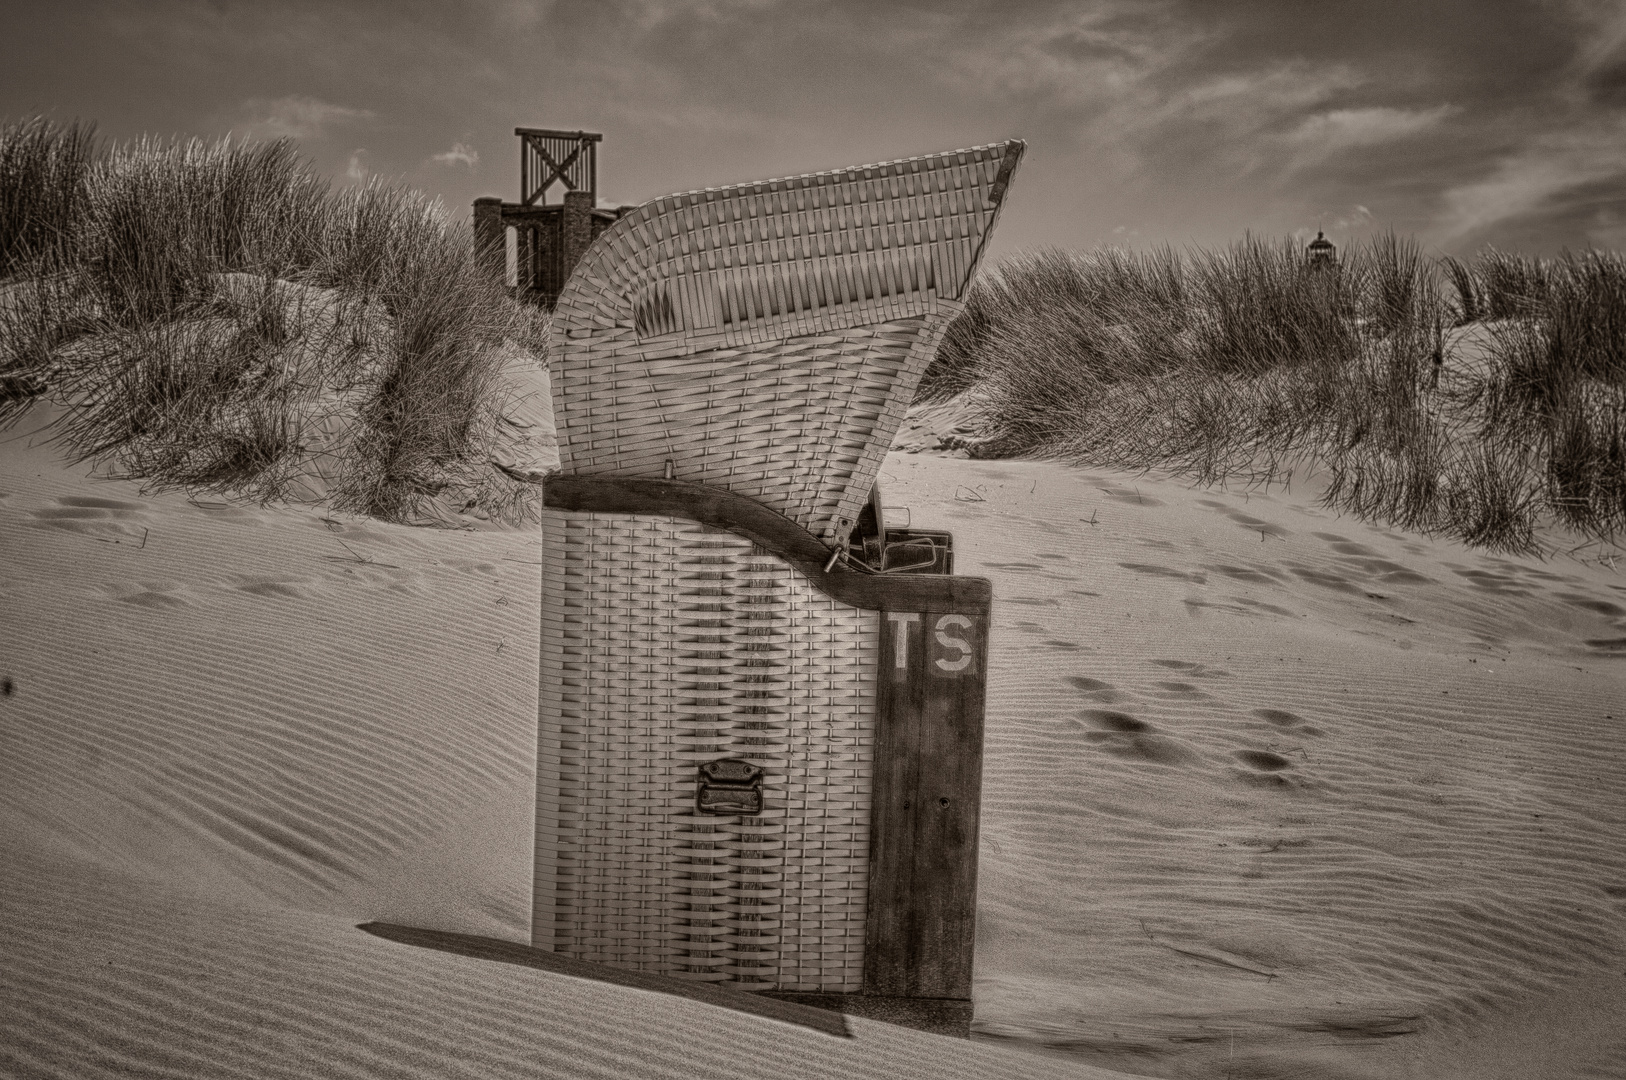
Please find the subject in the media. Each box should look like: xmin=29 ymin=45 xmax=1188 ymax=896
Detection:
xmin=514 ymin=128 xmax=604 ymax=142
xmin=542 ymin=475 xmax=992 ymax=614
xmin=496 ymin=204 xmax=564 ymax=222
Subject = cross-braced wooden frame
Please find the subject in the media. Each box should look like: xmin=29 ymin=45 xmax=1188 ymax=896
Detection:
xmin=519 ymin=127 xmax=602 ymax=206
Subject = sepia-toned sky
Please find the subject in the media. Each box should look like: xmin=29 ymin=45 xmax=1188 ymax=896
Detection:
xmin=5 ymin=0 xmax=1626 ymax=259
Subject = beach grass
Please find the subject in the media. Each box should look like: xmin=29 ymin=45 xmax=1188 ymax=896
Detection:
xmin=0 ymin=116 xmax=538 ymax=524
xmin=922 ymin=239 xmax=1626 ymax=553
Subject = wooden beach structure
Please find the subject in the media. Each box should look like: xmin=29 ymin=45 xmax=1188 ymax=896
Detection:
xmin=473 ymin=129 xmax=634 ymax=308
xmin=532 ymin=139 xmax=1025 ymax=1034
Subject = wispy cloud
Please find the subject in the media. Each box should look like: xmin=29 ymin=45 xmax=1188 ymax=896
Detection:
xmin=1437 ymin=127 xmax=1626 ymax=242
xmin=237 ymin=95 xmax=374 ymax=141
xmin=8 ymin=0 xmax=1626 ymax=255
xmin=431 ymin=142 xmax=480 ymax=168
xmin=1279 ymin=105 xmax=1458 ymax=170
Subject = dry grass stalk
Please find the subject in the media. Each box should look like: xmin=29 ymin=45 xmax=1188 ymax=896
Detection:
xmin=0 ymin=116 xmax=535 ymax=525
xmin=923 ymin=235 xmax=1626 ymax=553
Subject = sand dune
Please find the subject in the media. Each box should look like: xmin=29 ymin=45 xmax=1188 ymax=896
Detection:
xmin=880 ymin=451 xmax=1626 ymax=1078
xmin=0 ymin=406 xmax=1125 ymax=1080
xmin=4 ymin=392 xmax=1626 ymax=1078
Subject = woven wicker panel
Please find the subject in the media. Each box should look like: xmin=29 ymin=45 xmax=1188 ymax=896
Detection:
xmin=535 ymin=509 xmax=879 ymax=991
xmin=549 ymin=141 xmax=1024 ymax=544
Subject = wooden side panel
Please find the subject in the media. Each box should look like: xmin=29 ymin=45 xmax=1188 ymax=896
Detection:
xmin=863 ymin=605 xmax=990 ymax=999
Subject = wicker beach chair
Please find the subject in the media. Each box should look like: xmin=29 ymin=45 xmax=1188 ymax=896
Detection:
xmin=536 ymin=142 xmax=1024 ymax=1002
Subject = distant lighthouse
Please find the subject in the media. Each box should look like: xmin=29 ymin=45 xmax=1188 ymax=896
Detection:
xmin=1307 ymin=230 xmax=1336 ymax=267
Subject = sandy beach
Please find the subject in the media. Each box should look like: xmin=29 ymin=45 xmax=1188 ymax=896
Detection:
xmin=4 ymin=385 xmax=1626 ymax=1079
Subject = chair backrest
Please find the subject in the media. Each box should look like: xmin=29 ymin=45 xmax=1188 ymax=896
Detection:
xmin=548 ymin=141 xmax=1025 ymax=544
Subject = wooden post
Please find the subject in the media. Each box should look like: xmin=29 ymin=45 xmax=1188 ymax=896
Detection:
xmin=865 ymin=606 xmax=989 ymax=1001
xmin=472 ymin=197 xmax=505 ymax=286
xmin=561 ymin=190 xmax=594 ymax=285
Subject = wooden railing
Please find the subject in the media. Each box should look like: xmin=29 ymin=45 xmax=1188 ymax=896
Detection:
xmin=517 ymin=128 xmax=600 ymax=207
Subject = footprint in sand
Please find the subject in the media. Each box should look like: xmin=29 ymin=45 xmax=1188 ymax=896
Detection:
xmin=1185 ymin=596 xmax=1292 ymax=619
xmin=1064 ymin=674 xmax=1123 ymax=703
xmin=1450 ymin=567 xmax=1533 ymax=595
xmin=1078 ymin=709 xmax=1199 ymax=765
xmin=1219 ymin=508 xmax=1291 ymax=538
xmin=1232 ymin=596 xmax=1297 ymax=617
xmin=29 ymin=496 xmax=151 ymax=544
xmin=236 ymin=580 xmax=305 ymax=600
xmin=57 ymin=496 xmax=145 ymax=512
xmin=1314 ymin=538 xmax=1434 ymax=586
xmin=1230 ymin=746 xmax=1314 ymax=788
xmin=1235 ymin=750 xmax=1293 ymax=771
xmin=1098 ymin=487 xmax=1163 ymax=507
xmin=1153 ymin=681 xmax=1207 ymax=699
xmin=1204 ymin=563 xmax=1287 ymax=584
xmin=1559 ymin=594 xmax=1626 ymax=617
xmin=188 ymin=501 xmax=261 ymax=523
xmin=1121 ymin=562 xmax=1208 ymax=585
xmin=1150 ymin=659 xmax=1233 ymax=679
xmin=116 ymin=589 xmax=189 ymax=609
xmin=1253 ymin=707 xmax=1325 ymax=736
xmin=1365 ymin=563 xmax=1432 ymax=586
xmin=1288 ymin=565 xmax=1361 ymax=593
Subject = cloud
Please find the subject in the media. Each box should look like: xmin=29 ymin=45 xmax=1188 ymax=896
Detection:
xmin=1337 ymin=204 xmax=1375 ymax=231
xmin=1568 ymin=0 xmax=1626 ymax=103
xmin=1280 ymin=105 xmax=1457 ymax=168
xmin=238 ymin=95 xmax=374 ymax=141
xmin=345 ymin=149 xmax=368 ymax=182
xmin=946 ymin=4 xmax=1203 ymax=110
xmin=1437 ymin=115 xmax=1626 ymax=242
xmin=431 ymin=142 xmax=480 ymax=168
xmin=11 ymin=0 xmax=1626 ymax=256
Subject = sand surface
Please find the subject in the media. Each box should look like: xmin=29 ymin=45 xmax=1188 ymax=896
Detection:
xmin=4 ymin=393 xmax=1626 ymax=1079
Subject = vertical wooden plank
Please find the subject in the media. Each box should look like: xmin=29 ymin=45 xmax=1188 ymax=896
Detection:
xmin=864 ymin=600 xmax=990 ymax=1000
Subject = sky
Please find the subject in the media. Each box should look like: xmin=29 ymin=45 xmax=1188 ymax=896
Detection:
xmin=5 ymin=0 xmax=1626 ymax=261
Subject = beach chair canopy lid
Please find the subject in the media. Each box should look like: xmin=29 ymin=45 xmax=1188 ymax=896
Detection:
xmin=548 ymin=140 xmax=1025 ymax=543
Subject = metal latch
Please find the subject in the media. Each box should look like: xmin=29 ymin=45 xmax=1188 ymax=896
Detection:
xmin=697 ymin=759 xmax=764 ymax=815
